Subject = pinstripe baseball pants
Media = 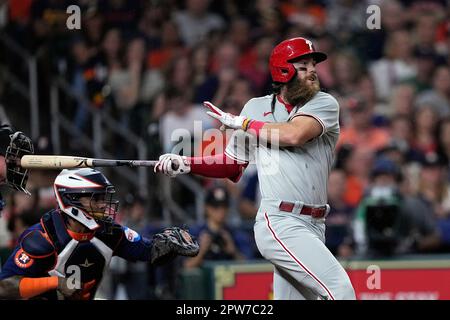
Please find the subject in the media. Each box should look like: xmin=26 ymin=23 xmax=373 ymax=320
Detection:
xmin=254 ymin=199 xmax=356 ymax=300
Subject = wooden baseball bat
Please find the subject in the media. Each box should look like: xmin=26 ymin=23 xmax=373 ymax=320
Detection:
xmin=20 ymin=155 xmax=179 ymax=170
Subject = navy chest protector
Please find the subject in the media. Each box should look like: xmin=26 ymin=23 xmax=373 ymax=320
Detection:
xmin=40 ymin=210 xmax=122 ymax=286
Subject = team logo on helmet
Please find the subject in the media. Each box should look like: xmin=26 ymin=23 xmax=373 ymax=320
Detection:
xmin=14 ymin=249 xmax=34 ymax=268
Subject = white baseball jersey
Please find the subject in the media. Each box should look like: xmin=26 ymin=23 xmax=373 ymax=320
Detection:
xmin=225 ymin=91 xmax=340 ymax=205
xmin=226 ymin=92 xmax=355 ymax=300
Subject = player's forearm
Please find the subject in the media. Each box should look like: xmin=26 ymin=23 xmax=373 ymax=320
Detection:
xmin=116 ymin=237 xmax=153 ymax=262
xmin=204 ymin=101 xmax=323 ymax=147
xmin=246 ymin=114 xmax=324 ymax=147
xmin=0 ymin=276 xmax=21 ymax=299
xmin=0 ymin=276 xmax=56 ymax=299
xmin=188 ymin=154 xmax=247 ymax=182
xmin=246 ymin=121 xmax=308 ymax=147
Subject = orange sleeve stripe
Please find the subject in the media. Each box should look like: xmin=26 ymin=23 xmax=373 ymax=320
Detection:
xmin=19 ymin=277 xmax=58 ymax=299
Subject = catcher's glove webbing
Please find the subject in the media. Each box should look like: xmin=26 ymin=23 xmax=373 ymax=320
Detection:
xmin=151 ymin=227 xmax=199 ymax=265
xmin=3 ymin=128 xmax=34 ymax=194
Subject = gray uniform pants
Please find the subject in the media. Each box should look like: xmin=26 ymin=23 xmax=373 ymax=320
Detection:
xmin=254 ymin=199 xmax=356 ymax=300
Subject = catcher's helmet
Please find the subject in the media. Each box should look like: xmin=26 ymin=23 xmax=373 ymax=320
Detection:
xmin=54 ymin=168 xmax=119 ymax=230
xmin=269 ymin=37 xmax=327 ymax=83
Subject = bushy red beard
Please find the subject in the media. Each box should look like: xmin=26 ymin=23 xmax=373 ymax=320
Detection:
xmin=285 ymin=76 xmax=320 ymax=106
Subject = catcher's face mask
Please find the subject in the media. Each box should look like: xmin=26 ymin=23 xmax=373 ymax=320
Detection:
xmin=76 ymin=187 xmax=119 ymax=223
xmin=4 ymin=131 xmax=34 ymax=194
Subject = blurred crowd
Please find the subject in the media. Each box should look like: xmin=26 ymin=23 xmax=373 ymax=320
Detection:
xmin=1 ymin=0 xmax=450 ymax=299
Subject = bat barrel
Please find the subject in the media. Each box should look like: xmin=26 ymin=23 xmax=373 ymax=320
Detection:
xmin=20 ymin=155 xmax=161 ymax=169
xmin=20 ymin=155 xmax=94 ymax=168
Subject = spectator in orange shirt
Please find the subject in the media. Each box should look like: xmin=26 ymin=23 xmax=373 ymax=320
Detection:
xmin=146 ymin=21 xmax=186 ymax=71
xmin=341 ymin=146 xmax=375 ymax=208
xmin=338 ymin=97 xmax=390 ymax=153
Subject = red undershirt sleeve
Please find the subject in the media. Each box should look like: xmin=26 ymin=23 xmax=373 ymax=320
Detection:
xmin=187 ymin=153 xmax=248 ymax=183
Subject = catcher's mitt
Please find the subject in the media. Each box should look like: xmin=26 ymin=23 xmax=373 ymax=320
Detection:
xmin=151 ymin=227 xmax=199 ymax=266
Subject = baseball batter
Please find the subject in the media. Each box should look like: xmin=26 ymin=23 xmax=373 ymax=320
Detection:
xmin=155 ymin=37 xmax=356 ymax=300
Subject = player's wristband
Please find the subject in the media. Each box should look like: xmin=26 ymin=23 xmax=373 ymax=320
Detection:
xmin=19 ymin=276 xmax=59 ymax=299
xmin=244 ymin=119 xmax=265 ymax=136
xmin=241 ymin=118 xmax=250 ymax=131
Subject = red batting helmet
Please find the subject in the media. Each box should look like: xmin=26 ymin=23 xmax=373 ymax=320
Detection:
xmin=269 ymin=37 xmax=327 ymax=83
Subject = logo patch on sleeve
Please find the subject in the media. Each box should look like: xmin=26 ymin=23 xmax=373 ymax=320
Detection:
xmin=14 ymin=249 xmax=34 ymax=268
xmin=123 ymin=227 xmax=141 ymax=242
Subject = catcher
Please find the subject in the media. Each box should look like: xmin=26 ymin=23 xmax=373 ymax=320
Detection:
xmin=0 ymin=168 xmax=199 ymax=300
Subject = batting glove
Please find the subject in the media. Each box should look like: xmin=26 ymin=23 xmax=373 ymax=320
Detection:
xmin=204 ymin=101 xmax=251 ymax=131
xmin=154 ymin=154 xmax=191 ymax=178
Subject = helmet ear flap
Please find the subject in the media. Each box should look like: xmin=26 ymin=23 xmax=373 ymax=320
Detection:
xmin=274 ymin=63 xmax=297 ymax=83
xmin=269 ymin=52 xmax=298 ymax=83
xmin=285 ymin=64 xmax=298 ymax=80
xmin=280 ymin=67 xmax=290 ymax=75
